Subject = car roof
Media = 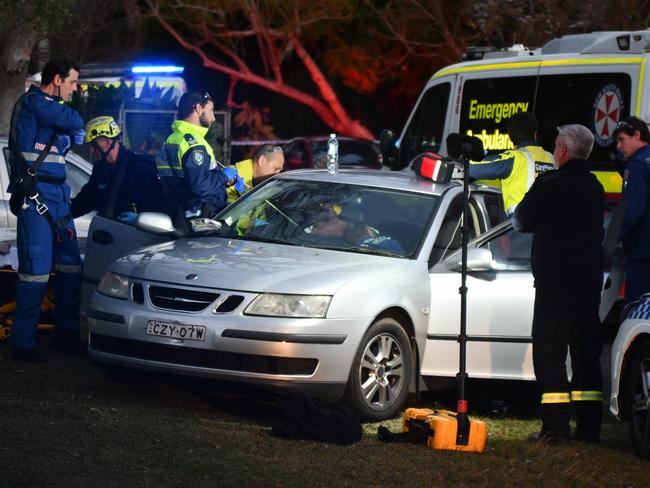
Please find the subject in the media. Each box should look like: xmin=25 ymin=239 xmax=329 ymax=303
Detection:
xmin=276 ymin=168 xmax=499 ymax=197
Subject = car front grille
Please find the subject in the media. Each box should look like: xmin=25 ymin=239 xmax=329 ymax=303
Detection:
xmin=90 ymin=333 xmax=318 ymax=376
xmin=148 ymin=285 xmax=219 ymax=312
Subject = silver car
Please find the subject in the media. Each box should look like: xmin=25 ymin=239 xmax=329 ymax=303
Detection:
xmin=84 ymin=169 xmax=621 ymax=421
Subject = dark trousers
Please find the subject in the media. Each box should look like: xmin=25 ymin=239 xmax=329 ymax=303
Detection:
xmin=624 ymin=258 xmax=650 ymax=304
xmin=532 ymin=287 xmax=603 ymax=437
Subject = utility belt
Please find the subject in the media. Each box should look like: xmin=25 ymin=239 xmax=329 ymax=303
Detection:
xmin=9 ymin=165 xmax=70 ymax=229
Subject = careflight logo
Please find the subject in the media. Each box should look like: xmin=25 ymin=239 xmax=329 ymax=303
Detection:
xmin=593 ymin=84 xmax=623 ymax=147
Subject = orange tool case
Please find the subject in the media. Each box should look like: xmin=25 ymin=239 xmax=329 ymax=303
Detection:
xmin=402 ymin=407 xmax=487 ymax=453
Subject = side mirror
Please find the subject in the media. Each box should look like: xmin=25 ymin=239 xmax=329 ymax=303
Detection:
xmin=379 ymin=129 xmax=397 ymax=169
xmin=135 ymin=212 xmax=176 ymax=234
xmin=450 ymin=248 xmax=494 ymax=272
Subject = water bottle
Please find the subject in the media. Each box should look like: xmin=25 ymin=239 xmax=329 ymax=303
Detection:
xmin=327 ymin=133 xmax=339 ymax=174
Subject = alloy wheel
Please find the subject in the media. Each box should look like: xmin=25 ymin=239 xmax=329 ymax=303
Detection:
xmin=358 ymin=332 xmax=405 ymax=411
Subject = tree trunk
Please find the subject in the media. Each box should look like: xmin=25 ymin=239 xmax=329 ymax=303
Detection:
xmin=0 ymin=26 xmax=39 ymax=136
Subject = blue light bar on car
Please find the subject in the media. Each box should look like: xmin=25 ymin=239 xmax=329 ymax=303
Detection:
xmin=131 ymin=65 xmax=185 ymax=74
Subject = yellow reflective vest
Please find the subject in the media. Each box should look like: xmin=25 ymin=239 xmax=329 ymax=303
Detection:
xmin=469 ymin=143 xmax=554 ymax=215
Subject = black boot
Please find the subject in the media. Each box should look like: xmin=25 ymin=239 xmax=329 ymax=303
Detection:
xmin=527 ymin=430 xmax=570 ymax=445
xmin=574 ymin=401 xmax=602 ymax=443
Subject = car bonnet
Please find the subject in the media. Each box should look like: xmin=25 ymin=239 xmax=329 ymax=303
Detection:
xmin=108 ymin=236 xmax=410 ymax=295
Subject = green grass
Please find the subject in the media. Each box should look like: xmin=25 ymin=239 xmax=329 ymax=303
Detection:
xmin=1 ymin=336 xmax=647 ymax=488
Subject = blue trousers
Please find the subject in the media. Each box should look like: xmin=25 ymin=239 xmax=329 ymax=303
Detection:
xmin=625 ymin=258 xmax=650 ymax=304
xmin=11 ymin=192 xmax=81 ymax=351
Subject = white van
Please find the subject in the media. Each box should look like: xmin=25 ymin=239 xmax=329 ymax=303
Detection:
xmin=381 ymin=30 xmax=650 ymax=195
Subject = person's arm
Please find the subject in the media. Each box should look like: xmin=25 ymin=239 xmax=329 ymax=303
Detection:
xmin=70 ymin=167 xmax=100 ymax=218
xmin=29 ymin=94 xmax=84 ymax=132
xmin=468 ymin=151 xmax=515 ymax=180
xmin=513 ymin=176 xmax=546 ymax=232
xmin=621 ymin=159 xmax=649 ymax=240
xmin=182 ymin=146 xmax=229 ymax=199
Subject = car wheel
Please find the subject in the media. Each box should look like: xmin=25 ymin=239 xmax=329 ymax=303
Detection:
xmin=345 ymin=317 xmax=412 ymax=421
xmin=624 ymin=340 xmax=650 ymax=459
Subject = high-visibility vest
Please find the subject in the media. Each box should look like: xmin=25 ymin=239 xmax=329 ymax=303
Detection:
xmin=472 ymin=144 xmax=554 ymax=214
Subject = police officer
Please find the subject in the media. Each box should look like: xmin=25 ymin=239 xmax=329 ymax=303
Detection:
xmin=469 ymin=111 xmax=554 ymax=215
xmin=612 ymin=116 xmax=650 ymax=304
xmin=7 ymin=58 xmax=86 ymax=362
xmin=157 ymin=92 xmax=237 ymax=219
xmin=226 ymin=144 xmax=285 ymax=203
xmin=514 ymin=124 xmax=605 ymax=444
xmin=70 ymin=116 xmax=165 ymax=220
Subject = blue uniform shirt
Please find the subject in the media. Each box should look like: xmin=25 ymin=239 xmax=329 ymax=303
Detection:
xmin=621 ymin=144 xmax=650 ymax=261
xmin=8 ymin=85 xmax=84 ymax=201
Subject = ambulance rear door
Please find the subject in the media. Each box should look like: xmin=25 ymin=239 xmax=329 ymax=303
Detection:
xmin=535 ymin=55 xmax=641 ymax=194
xmin=453 ymin=60 xmax=542 ymax=158
xmin=395 ymin=75 xmax=455 ymax=169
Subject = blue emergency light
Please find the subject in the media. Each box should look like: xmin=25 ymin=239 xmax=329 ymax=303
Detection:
xmin=131 ymin=65 xmax=185 ymax=74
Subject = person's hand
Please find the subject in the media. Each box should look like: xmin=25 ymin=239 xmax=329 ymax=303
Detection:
xmin=222 ymin=166 xmax=237 ymax=184
xmin=234 ymin=176 xmax=245 ymax=193
xmin=59 ymin=135 xmax=71 ymax=153
xmin=72 ymin=129 xmax=86 ymax=146
xmin=118 ymin=212 xmax=138 ymax=224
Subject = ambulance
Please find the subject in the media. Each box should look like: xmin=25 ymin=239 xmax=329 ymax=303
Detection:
xmin=381 ymin=29 xmax=650 ymax=195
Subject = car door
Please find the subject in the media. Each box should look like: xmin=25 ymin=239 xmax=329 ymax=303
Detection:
xmin=79 ymin=163 xmax=180 ymax=317
xmin=423 ymin=223 xmax=536 ymax=381
xmin=80 ymin=216 xmax=174 ymax=316
xmin=421 ymin=201 xmax=626 ymax=382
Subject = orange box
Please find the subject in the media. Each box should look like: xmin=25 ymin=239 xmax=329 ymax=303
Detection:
xmin=402 ymin=408 xmax=487 ymax=453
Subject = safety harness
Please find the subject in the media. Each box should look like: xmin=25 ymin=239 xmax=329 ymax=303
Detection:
xmin=8 ymin=91 xmax=69 ymax=229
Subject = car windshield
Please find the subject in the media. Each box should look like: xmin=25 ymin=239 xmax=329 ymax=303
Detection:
xmin=220 ymin=179 xmax=437 ymax=257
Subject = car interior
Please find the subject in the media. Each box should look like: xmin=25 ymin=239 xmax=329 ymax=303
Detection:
xmin=429 ymin=196 xmax=482 ymax=265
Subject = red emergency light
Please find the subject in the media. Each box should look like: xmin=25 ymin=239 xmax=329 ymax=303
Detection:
xmin=412 ymin=152 xmax=455 ymax=184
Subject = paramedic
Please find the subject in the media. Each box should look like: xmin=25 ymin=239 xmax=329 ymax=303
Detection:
xmin=469 ymin=111 xmax=554 ymax=215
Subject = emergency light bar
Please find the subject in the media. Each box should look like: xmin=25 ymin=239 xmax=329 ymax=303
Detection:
xmin=411 ymin=153 xmax=455 ymax=184
xmin=131 ymin=65 xmax=185 ymax=74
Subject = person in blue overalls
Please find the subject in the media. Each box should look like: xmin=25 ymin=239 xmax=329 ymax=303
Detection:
xmin=7 ymin=58 xmax=86 ymax=362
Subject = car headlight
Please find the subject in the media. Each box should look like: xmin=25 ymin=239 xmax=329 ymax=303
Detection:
xmin=245 ymin=293 xmax=331 ymax=318
xmin=97 ymin=272 xmax=129 ymax=300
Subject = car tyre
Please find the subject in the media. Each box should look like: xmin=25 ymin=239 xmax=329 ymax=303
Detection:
xmin=624 ymin=340 xmax=650 ymax=459
xmin=345 ymin=317 xmax=412 ymax=421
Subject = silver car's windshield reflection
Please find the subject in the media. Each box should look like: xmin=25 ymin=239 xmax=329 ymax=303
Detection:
xmin=220 ymin=179 xmax=438 ymax=258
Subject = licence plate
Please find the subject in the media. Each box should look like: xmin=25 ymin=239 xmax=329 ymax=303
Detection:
xmin=146 ymin=320 xmax=207 ymax=341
